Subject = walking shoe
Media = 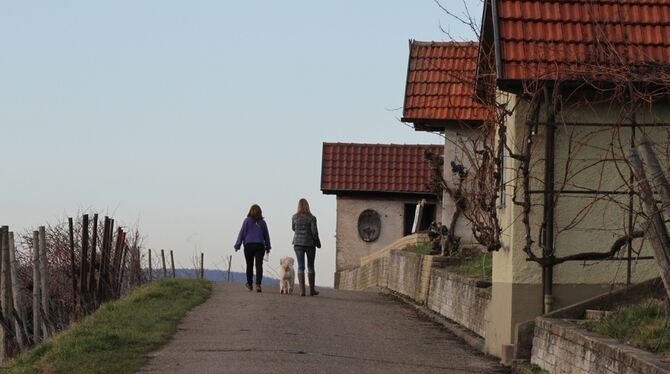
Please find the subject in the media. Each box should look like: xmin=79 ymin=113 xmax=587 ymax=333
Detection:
xmin=256 ymin=284 xmax=262 ymax=293
xmin=246 ymin=283 xmax=253 ymax=291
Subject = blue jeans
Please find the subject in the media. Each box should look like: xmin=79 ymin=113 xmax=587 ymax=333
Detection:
xmin=294 ymin=246 xmax=316 ymax=273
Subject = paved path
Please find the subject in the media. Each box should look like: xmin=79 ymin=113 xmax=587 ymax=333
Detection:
xmin=139 ymin=282 xmax=508 ymax=374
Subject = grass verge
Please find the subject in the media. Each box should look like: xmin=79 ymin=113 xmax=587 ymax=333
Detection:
xmin=580 ymin=299 xmax=670 ymax=355
xmin=445 ymin=252 xmax=492 ymax=280
xmin=4 ymin=279 xmax=211 ymax=374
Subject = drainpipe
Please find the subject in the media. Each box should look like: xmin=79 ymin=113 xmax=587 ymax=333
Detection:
xmin=543 ymin=85 xmax=556 ymax=314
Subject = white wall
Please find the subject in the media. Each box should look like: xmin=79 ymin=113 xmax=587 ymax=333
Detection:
xmin=335 ymin=195 xmax=429 ymax=271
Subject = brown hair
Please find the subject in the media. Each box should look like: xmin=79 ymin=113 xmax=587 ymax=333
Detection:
xmin=247 ymin=204 xmax=263 ymax=220
xmin=296 ymin=198 xmax=311 ymax=215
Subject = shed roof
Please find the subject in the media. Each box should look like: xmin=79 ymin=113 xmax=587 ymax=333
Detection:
xmin=321 ymin=143 xmax=443 ymax=195
xmin=481 ymin=0 xmax=670 ymax=83
xmin=402 ymin=41 xmax=492 ymax=127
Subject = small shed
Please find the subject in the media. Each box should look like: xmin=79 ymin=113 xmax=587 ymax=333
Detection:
xmin=321 ymin=142 xmax=443 ymax=271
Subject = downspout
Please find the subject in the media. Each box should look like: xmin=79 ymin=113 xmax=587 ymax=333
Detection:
xmin=542 ymin=85 xmax=556 ymax=314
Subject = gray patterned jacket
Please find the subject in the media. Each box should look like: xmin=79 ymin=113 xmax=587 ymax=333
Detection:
xmin=292 ymin=213 xmax=321 ymax=248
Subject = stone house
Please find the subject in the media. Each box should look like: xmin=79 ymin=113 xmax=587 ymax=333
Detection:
xmin=401 ymin=40 xmax=494 ymax=249
xmin=401 ymin=0 xmax=670 ymax=358
xmin=321 ymin=142 xmax=442 ymax=272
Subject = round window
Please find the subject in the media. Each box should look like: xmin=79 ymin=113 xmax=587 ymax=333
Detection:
xmin=358 ymin=209 xmax=381 ymax=242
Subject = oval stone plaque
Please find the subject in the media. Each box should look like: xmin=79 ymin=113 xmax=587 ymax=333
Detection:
xmin=358 ymin=209 xmax=381 ymax=242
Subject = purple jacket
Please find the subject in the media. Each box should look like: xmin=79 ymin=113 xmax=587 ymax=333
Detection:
xmin=234 ymin=217 xmax=271 ymax=251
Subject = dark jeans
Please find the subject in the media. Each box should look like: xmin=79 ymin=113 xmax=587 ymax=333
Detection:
xmin=294 ymin=245 xmax=316 ymax=273
xmin=244 ymin=243 xmax=266 ymax=285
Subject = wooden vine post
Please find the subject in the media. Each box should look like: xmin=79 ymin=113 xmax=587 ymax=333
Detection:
xmin=170 ymin=250 xmax=176 ymax=278
xmin=8 ymin=232 xmax=26 ymax=350
xmin=31 ymin=231 xmax=41 ymax=344
xmin=148 ymin=249 xmax=153 ymax=282
xmin=161 ymin=250 xmax=167 ymax=278
xmin=80 ymin=214 xmax=89 ymax=305
xmin=67 ymin=218 xmax=77 ymax=311
xmin=38 ymin=226 xmax=50 ymax=339
xmin=200 ymin=253 xmax=204 ymax=279
xmin=88 ymin=214 xmax=98 ymax=304
xmin=0 ymin=226 xmax=17 ymax=360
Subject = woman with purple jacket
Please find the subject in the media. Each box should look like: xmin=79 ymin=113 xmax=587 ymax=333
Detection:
xmin=234 ymin=204 xmax=272 ymax=292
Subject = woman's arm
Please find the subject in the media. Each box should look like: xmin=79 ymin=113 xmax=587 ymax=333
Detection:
xmin=234 ymin=219 xmax=247 ymax=250
xmin=311 ymin=216 xmax=321 ymax=248
xmin=262 ymin=220 xmax=272 ymax=251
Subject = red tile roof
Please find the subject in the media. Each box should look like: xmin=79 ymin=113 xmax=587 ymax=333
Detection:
xmin=488 ymin=0 xmax=670 ymax=81
xmin=321 ymin=143 xmax=443 ymax=195
xmin=402 ymin=41 xmax=492 ymax=125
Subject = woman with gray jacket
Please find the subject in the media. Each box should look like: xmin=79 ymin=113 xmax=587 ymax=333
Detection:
xmin=292 ymin=198 xmax=321 ymax=296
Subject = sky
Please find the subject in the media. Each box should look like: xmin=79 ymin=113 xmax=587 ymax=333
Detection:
xmin=0 ymin=1 xmax=480 ymax=286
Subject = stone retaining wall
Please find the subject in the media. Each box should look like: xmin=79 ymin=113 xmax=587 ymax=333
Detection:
xmin=336 ymin=256 xmax=389 ymax=291
xmin=531 ymin=317 xmax=670 ymax=374
xmin=427 ymin=268 xmax=491 ymax=338
xmin=336 ymin=242 xmax=491 ymax=340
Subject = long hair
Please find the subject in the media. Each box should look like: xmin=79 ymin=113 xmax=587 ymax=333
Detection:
xmin=296 ymin=198 xmax=311 ymax=215
xmin=247 ymin=204 xmax=263 ymax=221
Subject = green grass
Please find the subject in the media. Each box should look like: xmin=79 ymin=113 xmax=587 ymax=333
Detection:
xmin=403 ymin=242 xmax=434 ymax=255
xmin=445 ymin=252 xmax=492 ymax=280
xmin=3 ymin=279 xmax=211 ymax=374
xmin=581 ymin=299 xmax=670 ymax=355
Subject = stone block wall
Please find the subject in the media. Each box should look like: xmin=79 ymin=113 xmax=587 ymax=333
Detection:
xmin=336 ymin=245 xmax=492 ymax=341
xmin=427 ymin=268 xmax=491 ymax=338
xmin=335 ymin=233 xmax=429 ymax=291
xmin=387 ymin=251 xmax=424 ymax=300
xmin=336 ymin=257 xmax=389 ymax=291
xmin=531 ymin=318 xmax=670 ymax=374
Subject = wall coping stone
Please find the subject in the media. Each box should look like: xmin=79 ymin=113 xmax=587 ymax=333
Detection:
xmin=535 ymin=317 xmax=670 ymax=374
xmin=545 ymin=277 xmax=664 ymax=320
xmin=358 ymin=233 xmax=429 ymax=266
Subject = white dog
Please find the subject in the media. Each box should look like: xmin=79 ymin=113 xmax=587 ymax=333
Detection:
xmin=279 ymin=257 xmax=295 ymax=295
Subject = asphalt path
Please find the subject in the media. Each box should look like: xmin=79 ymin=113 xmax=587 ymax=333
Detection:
xmin=139 ymin=282 xmax=508 ymax=374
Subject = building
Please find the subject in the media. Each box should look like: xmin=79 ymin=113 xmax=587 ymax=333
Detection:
xmin=321 ymin=143 xmax=443 ymax=272
xmin=401 ymin=0 xmax=670 ymax=358
xmin=401 ymin=40 xmax=494 ymax=249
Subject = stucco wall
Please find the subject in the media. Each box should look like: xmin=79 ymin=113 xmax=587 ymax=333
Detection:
xmin=335 ymin=195 xmax=429 ymax=271
xmin=496 ymin=95 xmax=667 ymax=286
xmin=487 ymin=93 xmax=670 ymax=358
xmin=442 ymin=126 xmax=480 ymax=245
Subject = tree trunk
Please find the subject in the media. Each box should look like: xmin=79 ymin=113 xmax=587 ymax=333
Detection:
xmin=629 ymin=150 xmax=670 ymax=300
xmin=637 ymin=136 xmax=670 ymax=221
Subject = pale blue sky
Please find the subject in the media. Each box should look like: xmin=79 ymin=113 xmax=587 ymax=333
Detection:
xmin=0 ymin=1 xmax=479 ymax=285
